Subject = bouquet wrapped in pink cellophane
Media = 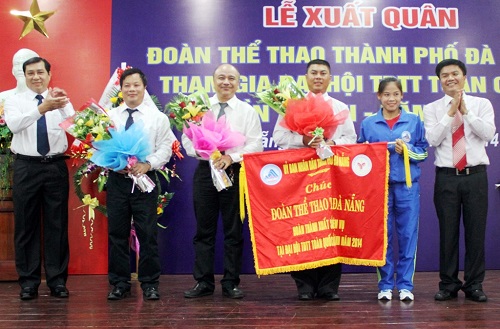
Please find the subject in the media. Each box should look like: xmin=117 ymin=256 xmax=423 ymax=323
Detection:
xmin=184 ymin=111 xmax=246 ymax=191
xmin=281 ymin=93 xmax=349 ymax=159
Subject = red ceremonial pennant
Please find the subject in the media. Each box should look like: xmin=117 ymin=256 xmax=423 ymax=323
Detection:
xmin=241 ymin=143 xmax=389 ymax=275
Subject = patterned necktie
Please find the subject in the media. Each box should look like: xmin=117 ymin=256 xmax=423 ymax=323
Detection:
xmin=217 ymin=103 xmax=228 ymax=120
xmin=452 ymin=110 xmax=467 ymax=171
xmin=36 ymin=94 xmax=50 ymax=156
xmin=125 ymin=108 xmax=137 ymax=130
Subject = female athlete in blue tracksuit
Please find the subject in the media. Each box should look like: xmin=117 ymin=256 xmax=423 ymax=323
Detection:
xmin=358 ymin=77 xmax=429 ymax=301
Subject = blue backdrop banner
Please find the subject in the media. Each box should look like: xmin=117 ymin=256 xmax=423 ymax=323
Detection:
xmin=110 ymin=0 xmax=500 ymax=274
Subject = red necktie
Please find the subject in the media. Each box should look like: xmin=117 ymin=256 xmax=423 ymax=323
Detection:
xmin=452 ymin=110 xmax=467 ymax=171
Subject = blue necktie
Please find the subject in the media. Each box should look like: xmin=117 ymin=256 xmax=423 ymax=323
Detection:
xmin=36 ymin=95 xmax=50 ymax=156
xmin=218 ymin=103 xmax=228 ymax=120
xmin=125 ymin=108 xmax=137 ymax=130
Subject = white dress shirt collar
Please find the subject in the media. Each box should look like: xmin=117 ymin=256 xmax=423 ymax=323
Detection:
xmin=26 ymin=88 xmax=49 ymax=101
xmin=210 ymin=95 xmax=238 ymax=109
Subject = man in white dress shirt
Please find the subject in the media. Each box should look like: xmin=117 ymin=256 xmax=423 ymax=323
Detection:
xmin=105 ymin=68 xmax=177 ymax=301
xmin=5 ymin=56 xmax=74 ymax=300
xmin=424 ymin=59 xmax=495 ymax=302
xmin=273 ymin=59 xmax=356 ymax=301
xmin=183 ymin=64 xmax=263 ymax=299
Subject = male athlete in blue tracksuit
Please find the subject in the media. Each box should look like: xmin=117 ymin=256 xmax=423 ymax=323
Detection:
xmin=358 ymin=103 xmax=428 ymax=300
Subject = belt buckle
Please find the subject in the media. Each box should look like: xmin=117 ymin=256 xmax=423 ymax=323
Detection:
xmin=40 ymin=156 xmax=51 ymax=163
xmin=456 ymin=168 xmax=469 ymax=176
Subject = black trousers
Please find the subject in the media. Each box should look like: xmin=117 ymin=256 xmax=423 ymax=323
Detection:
xmin=434 ymin=166 xmax=488 ymax=293
xmin=107 ymin=171 xmax=160 ymax=290
xmin=192 ymin=161 xmax=242 ymax=290
xmin=291 ymin=264 xmax=342 ymax=295
xmin=13 ymin=158 xmax=69 ymax=289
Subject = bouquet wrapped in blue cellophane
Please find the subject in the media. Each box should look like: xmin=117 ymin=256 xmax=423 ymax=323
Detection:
xmin=91 ymin=122 xmax=155 ymax=192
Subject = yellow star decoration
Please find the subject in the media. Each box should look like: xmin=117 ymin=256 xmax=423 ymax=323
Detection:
xmin=10 ymin=0 xmax=56 ymax=39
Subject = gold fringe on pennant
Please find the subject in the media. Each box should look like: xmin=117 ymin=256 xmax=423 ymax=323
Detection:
xmin=239 ymin=163 xmax=247 ymax=223
xmin=240 ymin=160 xmax=264 ymax=277
xmin=254 ymin=257 xmax=388 ymax=276
xmin=381 ymin=148 xmax=390 ymax=268
xmin=402 ymin=143 xmax=412 ymax=188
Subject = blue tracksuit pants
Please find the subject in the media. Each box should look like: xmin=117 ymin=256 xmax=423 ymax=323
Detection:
xmin=377 ymin=182 xmax=420 ymax=291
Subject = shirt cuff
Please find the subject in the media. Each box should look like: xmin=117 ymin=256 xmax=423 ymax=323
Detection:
xmin=229 ymin=153 xmax=241 ymax=163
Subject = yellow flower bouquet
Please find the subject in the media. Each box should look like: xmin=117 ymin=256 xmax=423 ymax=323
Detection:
xmin=165 ymin=89 xmax=211 ymax=132
xmin=254 ymin=76 xmax=305 ymax=116
xmin=60 ymin=99 xmax=113 ymax=145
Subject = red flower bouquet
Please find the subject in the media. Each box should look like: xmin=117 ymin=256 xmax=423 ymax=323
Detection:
xmin=281 ymin=93 xmax=349 ymax=159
